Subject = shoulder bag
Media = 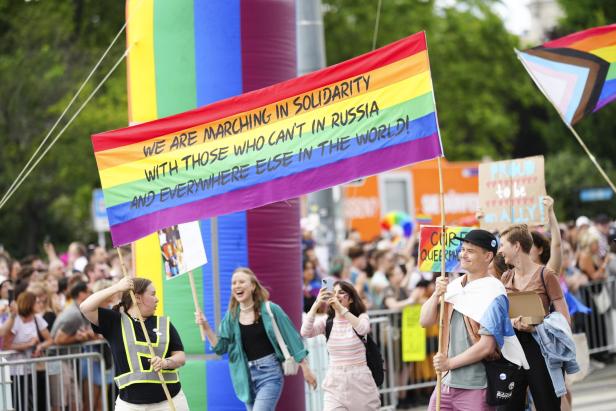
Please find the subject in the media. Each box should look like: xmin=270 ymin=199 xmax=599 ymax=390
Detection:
xmin=265 ymin=302 xmax=299 ymax=375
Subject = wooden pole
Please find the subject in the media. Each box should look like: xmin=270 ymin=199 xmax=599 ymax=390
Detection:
xmin=116 ymin=248 xmax=176 ymax=411
xmin=188 ymin=271 xmax=206 ymax=341
xmin=435 ymin=156 xmax=447 ymax=411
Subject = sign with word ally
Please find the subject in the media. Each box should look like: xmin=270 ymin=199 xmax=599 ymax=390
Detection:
xmin=479 ymin=156 xmax=547 ymax=231
xmin=92 ymin=31 xmax=443 ymax=246
xmin=418 ymin=226 xmax=473 ymax=273
xmin=157 ymin=222 xmax=207 ymax=279
xmin=402 ymin=305 xmax=426 ymax=362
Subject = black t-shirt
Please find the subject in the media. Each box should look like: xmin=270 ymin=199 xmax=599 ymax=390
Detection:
xmin=91 ymin=308 xmax=183 ymax=404
xmin=240 ymin=320 xmax=275 ymax=361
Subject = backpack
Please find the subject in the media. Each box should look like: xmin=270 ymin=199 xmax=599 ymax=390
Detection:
xmin=325 ymin=316 xmax=385 ymax=387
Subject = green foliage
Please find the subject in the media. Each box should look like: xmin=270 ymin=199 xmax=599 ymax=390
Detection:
xmin=545 ymin=151 xmax=616 ymax=221
xmin=0 ymin=0 xmax=126 ymax=256
xmin=323 ymin=0 xmax=616 ymax=219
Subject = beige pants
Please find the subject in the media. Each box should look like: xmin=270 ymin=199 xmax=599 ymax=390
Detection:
xmin=322 ymin=364 xmax=380 ymax=411
xmin=115 ymin=389 xmax=190 ymax=411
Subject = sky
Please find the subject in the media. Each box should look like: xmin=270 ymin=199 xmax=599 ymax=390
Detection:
xmin=496 ymin=0 xmax=531 ymax=35
xmin=437 ymin=0 xmax=532 ymax=36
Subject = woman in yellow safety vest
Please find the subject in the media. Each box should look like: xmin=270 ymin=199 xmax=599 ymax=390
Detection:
xmin=80 ymin=277 xmax=189 ymax=410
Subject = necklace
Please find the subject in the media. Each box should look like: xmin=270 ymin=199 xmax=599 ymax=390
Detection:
xmin=240 ymin=303 xmax=254 ymax=312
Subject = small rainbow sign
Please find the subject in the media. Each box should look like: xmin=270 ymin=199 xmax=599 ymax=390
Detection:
xmin=418 ymin=226 xmax=473 ymax=272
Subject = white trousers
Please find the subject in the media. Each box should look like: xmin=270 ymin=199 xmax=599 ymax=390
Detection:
xmin=115 ymin=389 xmax=190 ymax=411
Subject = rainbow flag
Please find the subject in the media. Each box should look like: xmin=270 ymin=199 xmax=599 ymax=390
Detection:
xmin=93 ymin=31 xmax=443 ymax=246
xmin=517 ymin=24 xmax=616 ymax=124
xmin=418 ymin=226 xmax=472 ymax=272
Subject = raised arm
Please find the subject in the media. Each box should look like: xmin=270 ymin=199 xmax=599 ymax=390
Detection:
xmin=543 ymin=196 xmax=562 ymax=273
xmin=80 ymin=277 xmax=132 ymax=326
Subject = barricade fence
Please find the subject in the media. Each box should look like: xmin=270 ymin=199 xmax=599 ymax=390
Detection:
xmin=0 ymin=340 xmax=113 ymax=411
xmin=303 ymin=277 xmax=616 ymax=411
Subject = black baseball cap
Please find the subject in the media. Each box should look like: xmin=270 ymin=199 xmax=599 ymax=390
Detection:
xmin=453 ymin=229 xmax=498 ymax=254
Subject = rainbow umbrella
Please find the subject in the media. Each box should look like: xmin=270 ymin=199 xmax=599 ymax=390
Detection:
xmin=381 ymin=211 xmax=414 ymax=238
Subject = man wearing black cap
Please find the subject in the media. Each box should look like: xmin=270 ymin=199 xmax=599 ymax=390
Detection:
xmin=420 ymin=229 xmax=528 ymax=410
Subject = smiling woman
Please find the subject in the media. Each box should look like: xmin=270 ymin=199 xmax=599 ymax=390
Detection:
xmin=196 ymin=267 xmax=317 ymax=410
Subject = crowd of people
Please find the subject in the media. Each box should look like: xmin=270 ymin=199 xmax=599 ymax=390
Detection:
xmin=0 ymin=196 xmax=613 ymax=410
xmin=0 ymin=242 xmax=130 ymax=410
xmin=301 ymin=197 xmax=616 ymax=409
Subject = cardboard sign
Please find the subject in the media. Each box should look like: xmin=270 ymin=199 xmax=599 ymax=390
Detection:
xmin=479 ymin=156 xmax=547 ymax=231
xmin=402 ymin=305 xmax=426 ymax=362
xmin=418 ymin=226 xmax=473 ymax=272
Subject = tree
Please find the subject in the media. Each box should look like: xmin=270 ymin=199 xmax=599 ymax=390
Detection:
xmin=0 ymin=0 xmax=126 ymax=256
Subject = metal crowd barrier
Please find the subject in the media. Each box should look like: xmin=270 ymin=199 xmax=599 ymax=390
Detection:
xmin=0 ymin=340 xmax=114 ymax=411
xmin=576 ymin=277 xmax=616 ymax=354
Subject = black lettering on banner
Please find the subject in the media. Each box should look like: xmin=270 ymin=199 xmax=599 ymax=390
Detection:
xmin=233 ymin=136 xmax=265 ymax=156
xmin=292 ymin=74 xmax=371 ymax=115
xmin=157 ymin=164 xmax=251 ymax=204
xmin=267 ymin=122 xmax=305 ymax=146
xmin=311 ymin=117 xmax=325 ymax=133
xmin=202 ymin=109 xmax=271 ymax=141
xmin=255 ymin=152 xmax=294 ymax=175
xmin=169 ymin=131 xmax=198 ymax=151
xmin=298 ymin=147 xmax=313 ymax=162
xmin=142 ymin=140 xmax=166 ymax=157
xmin=275 ymin=102 xmax=289 ymax=120
xmin=130 ymin=191 xmax=156 ymax=209
xmin=317 ymin=137 xmax=351 ymax=156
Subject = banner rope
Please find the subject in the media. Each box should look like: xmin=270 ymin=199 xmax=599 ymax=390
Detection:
xmin=0 ymin=0 xmax=146 ymax=210
xmin=0 ymin=47 xmax=131 ymax=210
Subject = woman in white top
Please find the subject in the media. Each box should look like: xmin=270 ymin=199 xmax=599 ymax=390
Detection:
xmin=4 ymin=291 xmax=52 ymax=410
xmin=301 ymin=280 xmax=380 ymax=411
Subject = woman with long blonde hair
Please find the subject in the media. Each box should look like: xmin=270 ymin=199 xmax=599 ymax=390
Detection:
xmin=197 ymin=267 xmax=317 ymax=410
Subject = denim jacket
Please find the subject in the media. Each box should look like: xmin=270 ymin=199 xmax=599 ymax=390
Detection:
xmin=531 ymin=312 xmax=580 ymax=397
xmin=213 ymin=301 xmax=308 ymax=403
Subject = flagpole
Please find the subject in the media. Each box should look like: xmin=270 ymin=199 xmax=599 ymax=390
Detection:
xmin=515 ymin=49 xmax=616 ymax=194
xmin=188 ymin=271 xmax=206 ymax=341
xmin=116 ymin=248 xmax=176 ymax=411
xmin=435 ymin=156 xmax=447 ymax=411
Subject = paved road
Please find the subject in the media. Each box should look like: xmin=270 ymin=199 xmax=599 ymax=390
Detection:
xmin=571 ymin=362 xmax=616 ymax=411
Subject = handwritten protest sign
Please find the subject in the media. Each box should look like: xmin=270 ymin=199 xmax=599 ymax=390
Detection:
xmin=418 ymin=226 xmax=473 ymax=272
xmin=402 ymin=305 xmax=426 ymax=362
xmin=92 ymin=32 xmax=443 ymax=246
xmin=479 ymin=156 xmax=546 ymax=231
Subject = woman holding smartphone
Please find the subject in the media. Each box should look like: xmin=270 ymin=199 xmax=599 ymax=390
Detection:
xmin=301 ymin=280 xmax=380 ymax=411
xmin=196 ymin=267 xmax=317 ymax=410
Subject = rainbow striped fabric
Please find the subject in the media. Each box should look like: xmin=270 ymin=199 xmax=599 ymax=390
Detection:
xmin=517 ymin=23 xmax=616 ymax=124
xmin=93 ymin=31 xmax=443 ymax=246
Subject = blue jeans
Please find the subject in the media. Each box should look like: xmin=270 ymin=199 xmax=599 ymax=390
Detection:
xmin=246 ymin=353 xmax=284 ymax=411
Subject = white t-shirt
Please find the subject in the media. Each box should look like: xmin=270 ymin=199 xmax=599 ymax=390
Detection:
xmin=10 ymin=314 xmax=48 ymax=375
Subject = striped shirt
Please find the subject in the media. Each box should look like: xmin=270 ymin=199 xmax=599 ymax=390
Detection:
xmin=301 ymin=313 xmax=370 ymax=366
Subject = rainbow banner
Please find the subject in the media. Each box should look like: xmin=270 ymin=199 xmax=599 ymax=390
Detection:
xmin=93 ymin=31 xmax=443 ymax=246
xmin=418 ymin=226 xmax=473 ymax=272
xmin=517 ymin=23 xmax=616 ymax=125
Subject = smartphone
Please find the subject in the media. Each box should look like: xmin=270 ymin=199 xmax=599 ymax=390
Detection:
xmin=7 ymin=289 xmax=14 ymax=304
xmin=321 ymin=277 xmax=335 ymax=292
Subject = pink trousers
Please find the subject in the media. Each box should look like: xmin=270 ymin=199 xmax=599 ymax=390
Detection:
xmin=428 ymin=384 xmax=495 ymax=411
